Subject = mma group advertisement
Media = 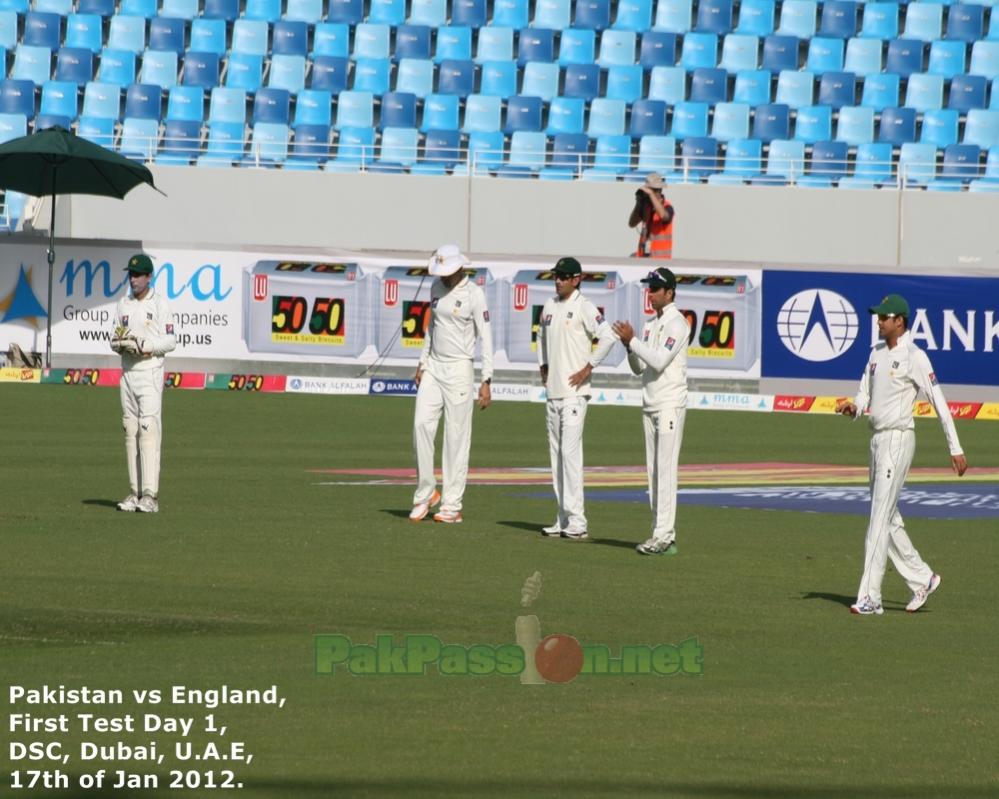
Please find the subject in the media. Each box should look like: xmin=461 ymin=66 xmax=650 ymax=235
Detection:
xmin=0 ymin=245 xmax=763 ymax=379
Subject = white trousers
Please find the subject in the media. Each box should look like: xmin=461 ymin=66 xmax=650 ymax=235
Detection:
xmin=644 ymin=406 xmax=686 ymax=543
xmin=413 ymin=360 xmax=474 ymax=512
xmin=545 ymin=397 xmax=588 ymax=532
xmin=857 ymin=429 xmax=934 ymax=605
xmin=120 ymin=365 xmax=164 ymax=497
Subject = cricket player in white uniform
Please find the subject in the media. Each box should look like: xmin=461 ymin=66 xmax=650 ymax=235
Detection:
xmin=613 ymin=267 xmax=690 ymax=555
xmin=111 ymin=254 xmax=176 ymax=513
xmin=410 ymin=245 xmax=494 ymax=524
xmin=537 ymin=257 xmax=617 ymax=539
xmin=836 ymin=294 xmax=968 ymax=615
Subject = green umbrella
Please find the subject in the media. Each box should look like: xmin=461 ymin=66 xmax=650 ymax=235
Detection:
xmin=0 ymin=126 xmax=160 ymax=368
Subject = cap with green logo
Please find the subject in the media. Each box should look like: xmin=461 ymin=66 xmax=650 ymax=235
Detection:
xmin=640 ymin=267 xmax=677 ymax=290
xmin=553 ymin=257 xmax=582 ymax=276
xmin=869 ymin=294 xmax=910 ymax=317
xmin=125 ymin=253 xmax=154 ymax=275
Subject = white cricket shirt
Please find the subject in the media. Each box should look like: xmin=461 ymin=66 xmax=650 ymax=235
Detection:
xmin=626 ymin=303 xmax=690 ymax=410
xmin=114 ymin=287 xmax=176 ymax=372
xmin=418 ymin=276 xmax=494 ymax=381
xmin=537 ymin=288 xmax=616 ymax=399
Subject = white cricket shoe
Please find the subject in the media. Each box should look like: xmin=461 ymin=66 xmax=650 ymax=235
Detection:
xmin=850 ymin=598 xmax=884 ymax=616
xmin=433 ymin=509 xmax=463 ymax=524
xmin=540 ymin=523 xmax=562 ymax=537
xmin=906 ymin=574 xmax=941 ymax=613
xmin=137 ymin=495 xmax=159 ymax=513
xmin=408 ymin=489 xmax=441 ymax=523
xmin=636 ymin=537 xmax=676 ymax=555
xmin=117 ymin=493 xmax=140 ymax=512
xmin=561 ymin=529 xmax=588 ymax=540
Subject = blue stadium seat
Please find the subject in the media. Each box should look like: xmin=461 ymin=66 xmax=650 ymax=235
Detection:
xmin=157 ymin=118 xmax=202 ymax=164
xmin=762 ymin=34 xmax=800 ymax=71
xmin=55 ymin=48 xmax=94 ymax=84
xmin=479 ymin=60 xmax=518 ymax=98
xmin=65 ymin=14 xmax=103 ymax=54
xmin=898 ymin=141 xmax=937 ymax=184
xmin=970 ymin=40 xmax=999 ymax=78
xmin=707 ymin=137 xmax=761 ymax=182
xmin=904 ymin=73 xmax=944 ymax=112
xmin=162 ymin=0 xmax=200 ymax=18
xmin=819 ymin=0 xmax=858 ymax=39
xmin=149 ymin=17 xmax=186 ymax=55
xmin=885 ymin=38 xmax=925 ymax=77
xmin=36 ymin=0 xmax=72 ymax=12
xmin=24 ymin=13 xmax=61 ymax=51
xmin=680 ymin=135 xmax=719 ymax=177
xmin=0 ymin=11 xmax=15 ymax=51
xmin=353 ymin=24 xmax=391 ymax=60
xmin=946 ymin=3 xmax=984 ymax=41
xmin=78 ymin=0 xmax=115 ymax=15
xmin=119 ymin=117 xmax=160 ymax=160
xmin=654 ymin=0 xmax=692 ymax=33
xmin=575 ymin=0 xmax=611 ymax=30
xmin=99 ymin=49 xmax=136 ymax=85
xmin=0 ymin=80 xmax=36 ymax=118
xmin=587 ymin=97 xmax=627 ymax=135
xmin=352 ymin=58 xmax=391 ymax=95
xmin=31 ymin=112 xmax=67 ymax=130
xmin=243 ymin=121 xmax=289 ymax=164
xmin=878 ymin=105 xmax=916 ymax=144
xmin=12 ymin=45 xmax=52 ymax=86
xmin=395 ymin=58 xmax=434 ymax=96
xmin=285 ymin=0 xmax=322 ymax=23
xmin=335 ymin=90 xmax=374 ymax=128
xmin=736 ymin=0 xmax=775 ymax=36
xmin=462 ymin=129 xmax=505 ymax=172
xmin=639 ymin=31 xmax=678 ymax=66
xmin=939 ymin=143 xmax=980 ymax=181
xmin=733 ymin=69 xmax=772 ymax=104
xmin=852 ymin=141 xmax=893 ymax=182
xmin=844 ymin=38 xmax=883 ymax=77
xmin=987 ymin=6 xmax=999 ymax=40
xmin=395 ymin=25 xmax=432 ymax=61
xmin=166 ymin=85 xmax=204 ymax=121
xmin=760 ymin=138 xmax=805 ymax=182
xmin=634 ymin=133 xmax=675 ymax=175
xmin=492 ymin=0 xmax=529 ymax=28
xmin=948 ymin=74 xmax=987 ymax=112
xmin=794 ymin=104 xmax=832 ymax=142
xmin=326 ymin=0 xmax=362 ymax=25
xmin=325 ymin=126 xmax=375 ymax=171
xmin=293 ymin=89 xmax=331 ymax=126
xmin=77 ymin=115 xmax=115 ymax=145
xmin=368 ymin=0 xmax=406 ymax=24
xmin=190 ymin=19 xmax=227 ymax=55
xmin=777 ymin=0 xmax=817 ymax=38
xmin=139 ymin=50 xmax=178 ymax=89
xmin=412 ymin=128 xmax=460 ymax=173
xmin=379 ymin=90 xmax=417 ymax=128
xmin=928 ymin=40 xmax=966 ymax=78
xmin=0 ymin=0 xmax=27 ymax=10
xmin=451 ymin=0 xmax=486 ymax=27
xmin=711 ymin=101 xmax=750 ymax=141
xmin=310 ymin=56 xmax=349 ymax=93
xmin=107 ymin=16 xmax=146 ymax=53
xmin=253 ymin=87 xmax=290 ymax=123
xmin=83 ymin=79 xmax=121 ymax=119
xmin=963 ymin=108 xmax=999 ymax=147
xmin=534 ymin=0 xmax=571 ymax=29
xmin=563 ymin=63 xmax=601 ymax=100
xmin=547 ymin=95 xmax=586 ymax=133
xmin=599 ymin=29 xmax=637 ymax=65
xmin=312 ymin=24 xmax=350 ymax=58
xmin=720 ymin=33 xmax=759 ymax=72
xmin=521 ymin=61 xmax=560 ymax=100
xmin=268 ymin=54 xmax=306 ymax=93
xmin=435 ymin=26 xmax=472 ymax=63
xmin=420 ymin=93 xmax=458 ymax=130
xmin=612 ymin=0 xmax=652 ymax=31
xmin=273 ymin=21 xmax=309 ymax=56
xmin=409 ymin=0 xmax=446 ymax=26
xmin=809 ymin=139 xmax=849 ymax=179
xmin=605 ymin=64 xmax=644 ymax=102
xmin=670 ymin=100 xmax=709 ymax=137
xmin=180 ymin=51 xmax=220 ymax=89
xmin=807 ymin=37 xmax=845 ymax=72
xmin=775 ymin=69 xmax=814 ymax=107
xmin=861 ymin=72 xmax=899 ymax=111
xmin=519 ymin=27 xmax=555 ymax=64
xmin=921 ymin=108 xmax=959 ymax=146
xmin=752 ymin=102 xmax=790 ymax=141
xmin=369 ymin=125 xmax=418 ymax=171
xmin=860 ymin=3 xmax=899 ymax=40
xmin=689 ymin=67 xmax=728 ymax=103
xmin=541 ymin=131 xmax=589 ymax=176
xmin=125 ymin=82 xmax=162 ymax=119
xmin=903 ymin=3 xmax=943 ymax=42
xmin=836 ymin=105 xmax=875 ymax=144
xmin=505 ymin=94 xmax=543 ymax=132
xmin=231 ymin=20 xmax=269 ymax=57
xmin=203 ymin=0 xmax=239 ymax=20
xmin=497 ymin=129 xmax=546 ymax=175
xmin=629 ymin=98 xmax=668 ymax=137
xmin=121 ymin=0 xmax=157 ymax=17
xmin=680 ymin=32 xmax=718 ymax=68
xmin=648 ymin=65 xmax=687 ymax=103
xmin=476 ymin=26 xmax=514 ymax=62
xmin=209 ymin=86 xmax=246 ymax=123
xmin=696 ymin=0 xmax=734 ymax=35
xmin=559 ymin=28 xmax=596 ymax=65
xmin=817 ymin=71 xmax=856 ymax=107
xmin=225 ymin=53 xmax=264 ymax=91
xmin=582 ymin=133 xmax=631 ymax=177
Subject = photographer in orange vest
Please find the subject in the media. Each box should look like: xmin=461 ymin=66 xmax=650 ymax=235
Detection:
xmin=629 ymin=172 xmax=674 ymax=259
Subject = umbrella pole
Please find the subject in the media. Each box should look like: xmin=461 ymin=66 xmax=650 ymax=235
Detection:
xmin=45 ymin=190 xmax=55 ymax=370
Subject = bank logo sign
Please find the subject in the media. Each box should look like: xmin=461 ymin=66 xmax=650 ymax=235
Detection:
xmin=776 ymin=289 xmax=859 ymax=362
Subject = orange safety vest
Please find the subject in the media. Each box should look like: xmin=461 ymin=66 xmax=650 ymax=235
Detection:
xmin=636 ymin=202 xmax=674 ymax=259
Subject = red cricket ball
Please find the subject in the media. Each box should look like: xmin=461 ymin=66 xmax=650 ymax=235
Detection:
xmin=534 ymin=634 xmax=584 ymax=683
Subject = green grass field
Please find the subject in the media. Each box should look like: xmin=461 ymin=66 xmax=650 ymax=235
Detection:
xmin=2 ymin=385 xmax=998 ymax=799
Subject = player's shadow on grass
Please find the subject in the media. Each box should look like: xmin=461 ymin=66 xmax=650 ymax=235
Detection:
xmin=589 ymin=537 xmax=640 ymax=549
xmin=82 ymin=499 xmax=120 ymax=508
xmin=381 ymin=509 xmax=412 ymax=519
xmin=497 ymin=520 xmax=545 ymax=533
xmin=800 ymin=591 xmax=857 ymax=608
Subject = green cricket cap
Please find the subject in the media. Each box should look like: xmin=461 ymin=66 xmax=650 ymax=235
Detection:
xmin=869 ymin=294 xmax=910 ymax=317
xmin=553 ymin=257 xmax=582 ymax=276
xmin=125 ymin=253 xmax=154 ymax=274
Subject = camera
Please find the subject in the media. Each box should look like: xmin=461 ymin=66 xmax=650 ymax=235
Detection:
xmin=635 ymin=189 xmax=648 ymax=205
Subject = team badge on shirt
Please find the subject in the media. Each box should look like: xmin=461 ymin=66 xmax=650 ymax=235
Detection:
xmin=567 ymin=312 xmax=574 ymax=319
xmin=643 ymin=330 xmax=650 ymax=342
xmin=665 ymin=337 xmax=676 ymax=349
xmin=891 ymin=361 xmax=899 ymax=368
xmin=454 ymin=300 xmax=462 ymax=308
xmin=929 ymin=371 xmax=938 ymax=385
xmin=122 ymin=316 xmax=129 ymax=325
xmin=482 ymin=310 xmax=490 ymax=322
xmin=544 ymin=314 xmax=552 ymax=325
xmin=146 ymin=312 xmax=153 ymax=320
xmin=166 ymin=324 xmax=174 ymax=335
xmin=595 ymin=314 xmax=604 ymax=324
xmin=870 ymin=364 xmax=877 ymax=375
